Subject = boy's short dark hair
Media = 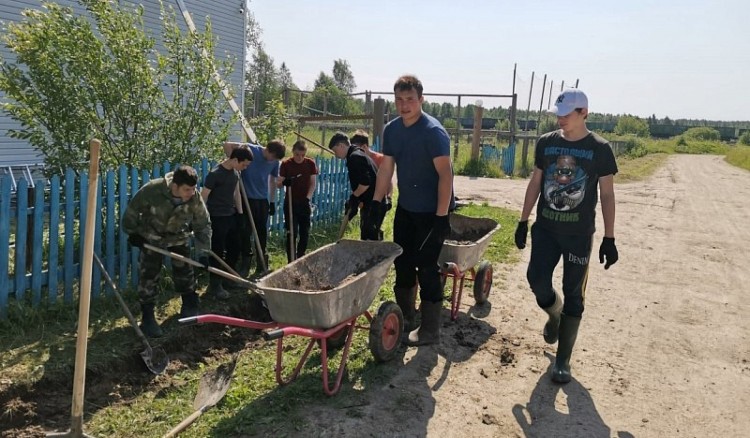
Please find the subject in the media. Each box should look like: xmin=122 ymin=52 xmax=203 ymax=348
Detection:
xmin=394 ymin=75 xmax=423 ymax=98
xmin=266 ymin=139 xmax=286 ymax=160
xmin=328 ymin=132 xmax=350 ymax=149
xmin=350 ymin=129 xmax=369 ymax=146
xmin=230 ymin=146 xmax=253 ymax=162
xmin=172 ymin=165 xmax=198 ymax=187
xmin=292 ymin=140 xmax=307 ymax=152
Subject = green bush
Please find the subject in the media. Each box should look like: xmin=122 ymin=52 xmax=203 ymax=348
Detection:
xmin=456 ymin=158 xmax=502 ymax=178
xmin=738 ymin=131 xmax=750 ymax=146
xmin=614 ymin=115 xmax=650 ymax=137
xmin=683 ymin=127 xmax=720 ymax=141
xmin=623 ymin=137 xmax=648 ymax=158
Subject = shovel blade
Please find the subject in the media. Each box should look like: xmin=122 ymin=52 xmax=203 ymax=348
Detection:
xmin=140 ymin=346 xmax=168 ymax=375
xmin=193 ymin=355 xmax=238 ymax=410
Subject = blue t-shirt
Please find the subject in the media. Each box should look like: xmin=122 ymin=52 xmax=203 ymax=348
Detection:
xmin=383 ymin=112 xmax=455 ymax=213
xmin=240 ymin=144 xmax=280 ymax=200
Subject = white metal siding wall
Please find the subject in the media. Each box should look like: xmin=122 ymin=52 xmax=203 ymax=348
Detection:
xmin=0 ymin=0 xmax=245 ymax=167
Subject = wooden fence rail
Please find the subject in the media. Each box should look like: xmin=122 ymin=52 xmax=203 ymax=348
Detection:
xmin=0 ymin=157 xmax=349 ymax=318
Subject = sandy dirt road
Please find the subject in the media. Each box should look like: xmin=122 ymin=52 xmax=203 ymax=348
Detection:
xmin=302 ymin=154 xmax=750 ymax=437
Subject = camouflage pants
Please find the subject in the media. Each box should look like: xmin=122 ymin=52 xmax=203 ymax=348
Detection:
xmin=137 ymin=243 xmax=195 ymax=305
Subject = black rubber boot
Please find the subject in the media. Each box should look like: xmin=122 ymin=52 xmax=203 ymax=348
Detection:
xmin=551 ymin=314 xmax=582 ymax=384
xmin=406 ymin=300 xmax=442 ymax=346
xmin=140 ymin=303 xmax=163 ymax=338
xmin=206 ymin=274 xmax=230 ymax=300
xmin=542 ymin=292 xmax=563 ymax=344
xmin=180 ymin=292 xmax=200 ymax=318
xmin=395 ymin=286 xmax=418 ymax=332
xmin=237 ymin=255 xmax=252 ymax=278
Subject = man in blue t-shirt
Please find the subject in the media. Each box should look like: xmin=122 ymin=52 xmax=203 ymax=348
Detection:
xmin=367 ymin=75 xmax=455 ymax=346
xmin=515 ymin=88 xmax=619 ymax=384
xmin=226 ymin=139 xmax=285 ymax=276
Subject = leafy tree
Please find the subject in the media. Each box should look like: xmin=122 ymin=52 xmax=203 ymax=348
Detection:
xmin=614 ymin=115 xmax=650 ymax=138
xmin=245 ymin=45 xmax=279 ymax=114
xmin=278 ymin=62 xmax=295 ymax=90
xmin=439 ymin=102 xmax=455 ymax=119
xmin=739 ymin=131 xmax=750 ymax=146
xmin=249 ymin=98 xmax=294 ymax=145
xmin=244 ymin=1 xmax=262 ymax=52
xmin=332 ymin=59 xmax=356 ymax=94
xmin=0 ymin=0 xmax=233 ymax=174
xmin=683 ymin=127 xmax=720 ymax=141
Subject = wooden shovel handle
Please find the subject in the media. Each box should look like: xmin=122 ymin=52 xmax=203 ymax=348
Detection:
xmin=163 ymin=407 xmax=205 ymax=437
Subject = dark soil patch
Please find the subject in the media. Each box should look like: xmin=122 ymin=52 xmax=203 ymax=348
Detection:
xmin=0 ymin=293 xmax=271 ymax=436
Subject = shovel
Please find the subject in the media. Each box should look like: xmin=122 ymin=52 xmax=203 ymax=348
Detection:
xmin=163 ymin=354 xmax=238 ymax=437
xmin=93 ymin=253 xmax=169 ymax=375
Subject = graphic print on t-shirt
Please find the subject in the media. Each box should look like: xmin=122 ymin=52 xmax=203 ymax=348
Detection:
xmin=543 ymin=154 xmax=588 ymax=212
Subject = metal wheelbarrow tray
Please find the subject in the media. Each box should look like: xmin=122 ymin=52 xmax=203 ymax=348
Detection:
xmin=437 ymin=213 xmax=500 ymax=320
xmin=256 ymin=239 xmax=403 ymax=329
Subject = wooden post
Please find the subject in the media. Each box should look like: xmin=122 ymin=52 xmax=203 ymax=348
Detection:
xmin=322 ymin=92 xmax=328 ymax=149
xmin=373 ymin=98 xmax=385 ymax=150
xmin=454 ymin=95 xmax=462 ymax=161
xmin=536 ymin=74 xmax=548 ymax=137
xmin=25 ymin=185 xmax=34 ymax=273
xmin=510 ymin=94 xmax=518 ymax=146
xmin=521 ymin=137 xmax=530 ymax=177
xmin=471 ymin=103 xmax=483 ymax=161
xmin=70 ymin=138 xmax=100 ymax=437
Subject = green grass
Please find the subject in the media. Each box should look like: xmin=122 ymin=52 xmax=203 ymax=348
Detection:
xmin=725 ymin=145 xmax=750 ymax=171
xmin=0 ymin=199 xmax=518 ymax=437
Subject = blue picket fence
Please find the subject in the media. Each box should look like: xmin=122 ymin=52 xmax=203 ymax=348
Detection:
xmin=480 ymin=143 xmax=516 ymax=175
xmin=0 ymin=157 xmax=349 ymax=318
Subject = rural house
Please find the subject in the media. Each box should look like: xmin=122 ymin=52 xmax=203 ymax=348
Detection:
xmin=0 ymin=0 xmax=247 ymax=183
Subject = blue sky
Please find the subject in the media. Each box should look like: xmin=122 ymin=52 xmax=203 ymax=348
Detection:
xmin=249 ymin=0 xmax=749 ymax=121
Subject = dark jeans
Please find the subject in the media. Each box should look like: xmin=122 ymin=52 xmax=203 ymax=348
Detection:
xmin=209 ymin=214 xmax=241 ymax=278
xmin=284 ymin=199 xmax=312 ymax=262
xmin=392 ymin=206 xmax=445 ymax=303
xmin=239 ymin=198 xmax=269 ymax=269
xmin=137 ymin=243 xmax=194 ymax=305
xmin=526 ymin=223 xmax=593 ymax=317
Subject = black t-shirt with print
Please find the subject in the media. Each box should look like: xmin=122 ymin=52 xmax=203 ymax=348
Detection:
xmin=533 ymin=130 xmax=618 ymax=236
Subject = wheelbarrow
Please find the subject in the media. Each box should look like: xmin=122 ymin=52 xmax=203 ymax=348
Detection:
xmin=438 ymin=213 xmax=500 ymax=321
xmin=179 ymin=239 xmax=405 ymax=396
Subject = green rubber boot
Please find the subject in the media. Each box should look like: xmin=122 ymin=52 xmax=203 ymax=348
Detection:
xmin=140 ymin=303 xmax=163 ymax=338
xmin=180 ymin=292 xmax=200 ymax=318
xmin=406 ymin=300 xmax=442 ymax=346
xmin=206 ymin=274 xmax=230 ymax=300
xmin=551 ymin=314 xmax=581 ymax=384
xmin=395 ymin=286 xmax=418 ymax=332
xmin=543 ymin=292 xmax=563 ymax=344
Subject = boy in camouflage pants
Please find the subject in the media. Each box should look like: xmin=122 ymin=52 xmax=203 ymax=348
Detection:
xmin=123 ymin=165 xmax=211 ymax=338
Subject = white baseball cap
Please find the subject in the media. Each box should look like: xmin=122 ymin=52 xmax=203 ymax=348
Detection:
xmin=551 ymin=89 xmax=588 ymax=116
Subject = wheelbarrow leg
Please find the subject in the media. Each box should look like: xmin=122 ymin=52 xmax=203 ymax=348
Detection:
xmin=275 ymin=337 xmax=316 ymax=386
xmin=320 ymin=323 xmax=356 ymax=396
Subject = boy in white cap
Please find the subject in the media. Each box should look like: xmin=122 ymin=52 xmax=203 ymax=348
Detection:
xmin=515 ymin=88 xmax=619 ymax=383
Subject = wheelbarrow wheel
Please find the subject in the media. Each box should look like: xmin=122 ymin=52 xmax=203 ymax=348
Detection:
xmin=317 ymin=325 xmax=349 ymax=351
xmin=473 ymin=261 xmax=493 ymax=304
xmin=369 ymin=301 xmax=403 ymax=363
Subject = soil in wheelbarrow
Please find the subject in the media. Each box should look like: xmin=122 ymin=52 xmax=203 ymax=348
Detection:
xmin=288 ymin=254 xmax=388 ymax=291
xmin=445 ymin=228 xmax=487 ymax=245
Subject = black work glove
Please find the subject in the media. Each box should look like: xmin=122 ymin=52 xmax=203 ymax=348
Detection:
xmin=363 ymin=200 xmax=386 ymax=236
xmin=268 ymin=202 xmax=276 ymax=216
xmin=599 ymin=237 xmax=618 ymax=269
xmin=282 ymin=176 xmax=295 ymax=187
xmin=128 ymin=233 xmax=147 ymax=249
xmin=346 ymin=194 xmax=360 ymax=220
xmin=514 ymin=221 xmax=529 ymax=249
xmin=433 ymin=214 xmax=451 ymax=242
